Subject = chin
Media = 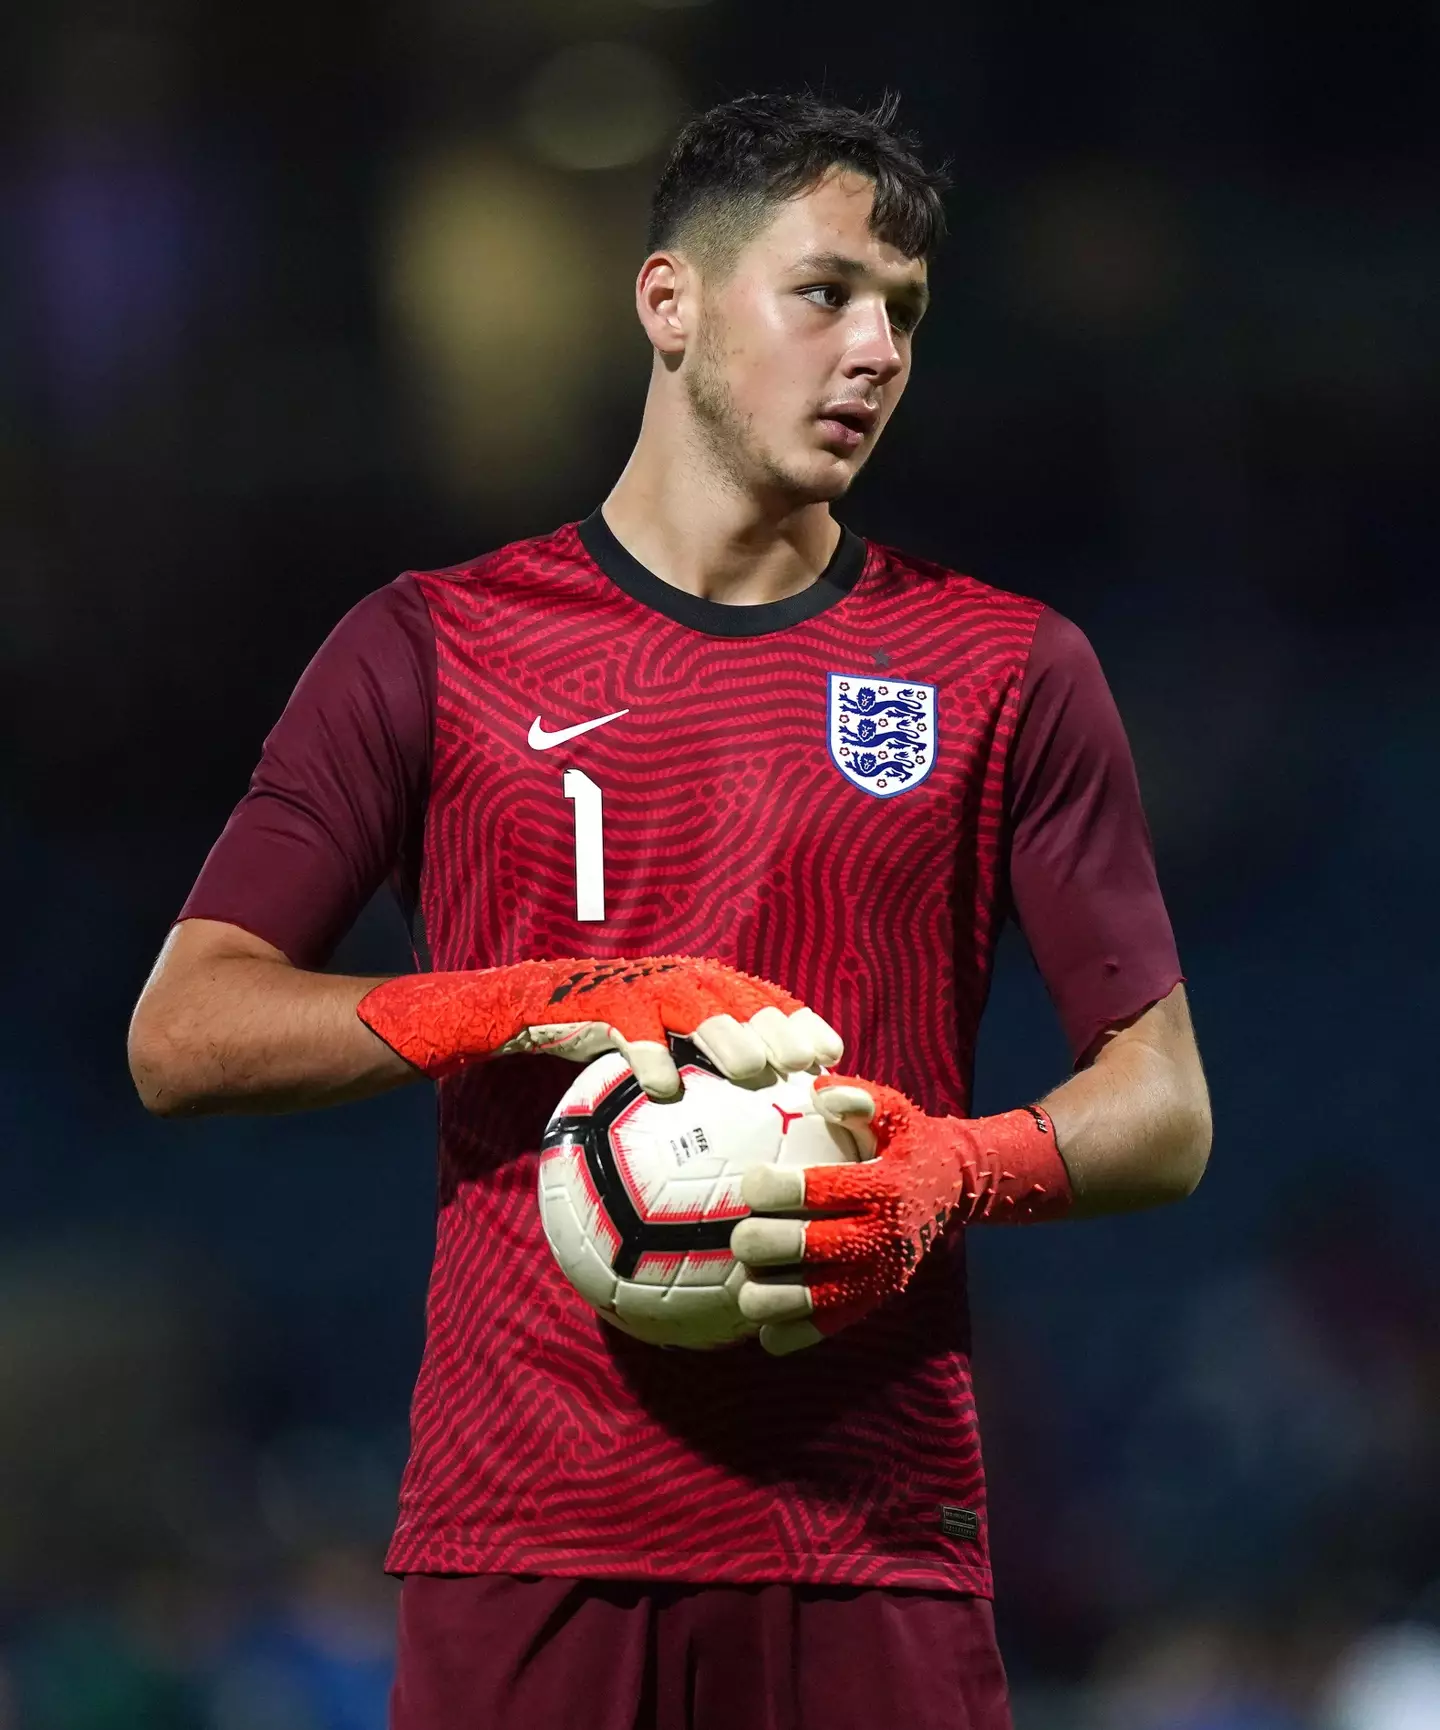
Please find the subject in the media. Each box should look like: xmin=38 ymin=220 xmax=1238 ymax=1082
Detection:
xmin=765 ymin=454 xmax=858 ymax=505
xmin=808 ymin=460 xmax=860 ymax=502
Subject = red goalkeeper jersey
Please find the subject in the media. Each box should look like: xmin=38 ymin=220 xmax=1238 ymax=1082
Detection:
xmin=181 ymin=511 xmax=1181 ymax=1595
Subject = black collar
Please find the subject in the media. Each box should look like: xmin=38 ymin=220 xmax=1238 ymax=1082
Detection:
xmin=578 ymin=507 xmax=868 ymax=639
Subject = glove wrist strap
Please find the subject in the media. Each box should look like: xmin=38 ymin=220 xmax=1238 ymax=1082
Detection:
xmin=942 ymin=1104 xmax=1074 ymax=1227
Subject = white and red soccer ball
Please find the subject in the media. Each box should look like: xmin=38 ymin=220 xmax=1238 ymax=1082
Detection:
xmin=537 ymin=1039 xmax=862 ymax=1349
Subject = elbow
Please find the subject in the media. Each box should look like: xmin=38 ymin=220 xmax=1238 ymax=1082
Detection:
xmin=1159 ymin=1093 xmax=1213 ymax=1204
xmin=127 ymin=1005 xmax=208 ymax=1118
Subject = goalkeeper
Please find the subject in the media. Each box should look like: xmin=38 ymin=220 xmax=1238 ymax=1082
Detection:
xmin=127 ymin=90 xmax=1210 ymax=1730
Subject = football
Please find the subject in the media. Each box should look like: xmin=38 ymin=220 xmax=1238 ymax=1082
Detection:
xmin=537 ymin=1038 xmax=863 ymax=1348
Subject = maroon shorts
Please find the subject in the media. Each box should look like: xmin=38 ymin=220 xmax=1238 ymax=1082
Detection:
xmin=391 ymin=1573 xmax=1011 ymax=1730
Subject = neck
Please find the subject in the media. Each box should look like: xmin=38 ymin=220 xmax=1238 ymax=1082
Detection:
xmin=602 ymin=377 xmax=842 ymax=607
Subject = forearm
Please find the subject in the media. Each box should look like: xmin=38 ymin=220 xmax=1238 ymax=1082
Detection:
xmin=131 ymin=925 xmax=844 ymax=1117
xmin=129 ymin=927 xmax=417 ymax=1116
xmin=1040 ymin=985 xmax=1211 ymax=1215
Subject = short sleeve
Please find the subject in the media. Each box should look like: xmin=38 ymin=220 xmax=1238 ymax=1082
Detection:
xmin=178 ymin=576 xmax=434 ymax=968
xmin=1007 ymin=607 xmax=1183 ymax=1064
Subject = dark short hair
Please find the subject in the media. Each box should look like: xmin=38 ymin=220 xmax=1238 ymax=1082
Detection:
xmin=647 ymin=91 xmax=949 ymax=271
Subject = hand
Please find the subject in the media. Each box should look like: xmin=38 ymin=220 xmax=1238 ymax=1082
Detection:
xmin=730 ymin=1075 xmax=1072 ymax=1355
xmin=357 ymin=956 xmax=844 ymax=1099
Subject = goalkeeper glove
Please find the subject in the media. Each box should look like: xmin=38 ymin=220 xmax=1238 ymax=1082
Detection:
xmin=731 ymin=1074 xmax=1074 ymax=1354
xmin=357 ymin=956 xmax=843 ymax=1100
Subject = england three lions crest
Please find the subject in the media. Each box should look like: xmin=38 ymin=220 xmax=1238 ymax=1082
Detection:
xmin=827 ymin=674 xmax=937 ymax=798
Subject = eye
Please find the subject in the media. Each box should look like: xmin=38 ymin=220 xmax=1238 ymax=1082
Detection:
xmin=890 ymin=303 xmax=923 ymax=336
xmin=800 ymin=283 xmax=849 ymax=312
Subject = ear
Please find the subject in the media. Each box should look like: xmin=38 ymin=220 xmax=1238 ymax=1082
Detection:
xmin=635 ymin=252 xmax=690 ymax=356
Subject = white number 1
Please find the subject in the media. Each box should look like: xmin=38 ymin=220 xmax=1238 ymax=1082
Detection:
xmin=563 ymin=769 xmax=605 ymax=921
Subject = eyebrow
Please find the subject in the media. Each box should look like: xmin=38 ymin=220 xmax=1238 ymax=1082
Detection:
xmin=792 ymin=250 xmax=931 ymax=318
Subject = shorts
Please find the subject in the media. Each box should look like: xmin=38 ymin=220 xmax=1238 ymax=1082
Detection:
xmin=391 ymin=1573 xmax=1011 ymax=1730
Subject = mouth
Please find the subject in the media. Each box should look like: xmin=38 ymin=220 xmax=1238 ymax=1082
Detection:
xmin=816 ymin=402 xmax=878 ymax=454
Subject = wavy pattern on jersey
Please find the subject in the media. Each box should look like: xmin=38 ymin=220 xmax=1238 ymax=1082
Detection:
xmin=385 ymin=523 xmax=1043 ymax=1594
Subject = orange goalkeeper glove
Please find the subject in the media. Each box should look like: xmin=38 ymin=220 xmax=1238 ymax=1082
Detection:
xmin=357 ymin=957 xmax=844 ymax=1100
xmin=730 ymin=1074 xmax=1074 ymax=1354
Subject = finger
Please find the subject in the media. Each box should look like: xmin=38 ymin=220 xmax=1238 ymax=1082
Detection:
xmin=613 ymin=1034 xmax=682 ymax=1100
xmin=690 ymin=963 xmax=783 ymax=1021
xmin=813 ymin=1084 xmax=875 ymax=1123
xmin=758 ymin=1319 xmax=825 ymax=1356
xmin=748 ymin=1004 xmax=813 ymax=1074
xmin=718 ymin=963 xmax=802 ymax=1018
xmin=650 ymin=976 xmax=729 ymax=1040
xmin=592 ymin=992 xmax=671 ymax=1049
xmin=583 ymin=968 xmax=722 ymax=1047
xmin=748 ymin=1277 xmax=873 ymax=1352
xmin=789 ymin=1005 xmax=844 ymax=1067
xmin=521 ymin=1020 xmax=617 ymax=1063
xmin=812 ymin=1085 xmax=879 ymax=1158
xmin=799 ymin=1161 xmax=879 ymax=1212
xmin=730 ymin=1216 xmax=806 ymax=1267
xmin=740 ymin=1164 xmax=805 ymax=1212
xmin=741 ymin=1162 xmax=865 ymax=1216
xmin=794 ymin=1216 xmax=877 ymax=1268
xmin=816 ymin=1073 xmax=917 ymax=1118
xmin=736 ymin=1276 xmax=813 ymax=1325
xmin=692 ymin=1013 xmax=771 ymax=1085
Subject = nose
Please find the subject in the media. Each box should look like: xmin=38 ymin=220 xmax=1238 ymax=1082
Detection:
xmin=843 ymin=301 xmax=904 ymax=388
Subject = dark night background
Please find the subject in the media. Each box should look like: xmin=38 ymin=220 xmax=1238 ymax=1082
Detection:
xmin=3 ymin=3 xmax=1438 ymax=1725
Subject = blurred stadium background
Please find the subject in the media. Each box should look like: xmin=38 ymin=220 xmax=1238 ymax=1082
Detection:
xmin=4 ymin=1 xmax=1438 ymax=1725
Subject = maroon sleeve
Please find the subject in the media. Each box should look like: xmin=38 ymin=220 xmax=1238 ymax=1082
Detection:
xmin=179 ymin=576 xmax=434 ymax=968
xmin=1006 ymin=607 xmax=1183 ymax=1064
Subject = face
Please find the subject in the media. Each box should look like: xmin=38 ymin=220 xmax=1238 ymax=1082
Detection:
xmin=679 ymin=170 xmax=929 ymax=504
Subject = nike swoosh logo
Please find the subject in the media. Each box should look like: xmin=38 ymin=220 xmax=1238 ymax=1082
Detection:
xmin=527 ymin=708 xmax=630 ymax=750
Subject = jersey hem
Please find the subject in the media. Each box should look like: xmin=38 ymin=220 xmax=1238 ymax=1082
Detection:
xmin=384 ymin=1538 xmax=993 ymax=1599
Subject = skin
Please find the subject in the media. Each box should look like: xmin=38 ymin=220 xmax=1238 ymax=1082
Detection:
xmin=130 ymin=168 xmax=1210 ymax=1238
xmin=128 ymin=919 xmax=408 ymax=1116
xmin=603 ymin=168 xmax=928 ymax=605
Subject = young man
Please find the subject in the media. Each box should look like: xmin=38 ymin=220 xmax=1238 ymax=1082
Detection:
xmin=129 ymin=93 xmax=1210 ymax=1730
